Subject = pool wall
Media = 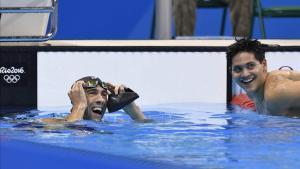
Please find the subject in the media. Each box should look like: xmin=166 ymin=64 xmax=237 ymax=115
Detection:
xmin=37 ymin=51 xmax=227 ymax=108
xmin=1 ymin=40 xmax=300 ymax=112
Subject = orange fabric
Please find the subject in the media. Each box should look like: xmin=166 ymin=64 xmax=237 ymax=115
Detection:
xmin=231 ymin=93 xmax=256 ymax=110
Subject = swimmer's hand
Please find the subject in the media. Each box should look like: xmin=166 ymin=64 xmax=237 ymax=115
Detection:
xmin=104 ymin=82 xmax=126 ymax=96
xmin=66 ymin=81 xmax=87 ymax=122
xmin=105 ymin=82 xmax=146 ymax=122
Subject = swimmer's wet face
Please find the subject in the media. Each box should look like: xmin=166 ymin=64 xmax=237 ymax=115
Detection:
xmin=83 ymin=85 xmax=108 ymax=121
xmin=76 ymin=76 xmax=109 ymax=121
xmin=232 ymin=52 xmax=267 ymax=94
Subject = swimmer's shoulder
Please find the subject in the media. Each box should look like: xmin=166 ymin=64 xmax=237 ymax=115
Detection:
xmin=268 ymin=70 xmax=299 ymax=87
xmin=266 ymin=71 xmax=286 ymax=87
xmin=265 ymin=71 xmax=291 ymax=100
xmin=266 ymin=70 xmax=298 ymax=104
xmin=266 ymin=70 xmax=293 ymax=86
xmin=268 ymin=70 xmax=291 ymax=78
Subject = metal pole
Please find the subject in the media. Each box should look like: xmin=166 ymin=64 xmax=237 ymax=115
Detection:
xmin=154 ymin=0 xmax=172 ymax=39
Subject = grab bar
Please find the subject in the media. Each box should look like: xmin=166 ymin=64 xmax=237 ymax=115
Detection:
xmin=0 ymin=0 xmax=58 ymax=42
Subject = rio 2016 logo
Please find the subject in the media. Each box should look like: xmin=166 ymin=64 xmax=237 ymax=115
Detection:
xmin=3 ymin=75 xmax=21 ymax=83
xmin=0 ymin=66 xmax=25 ymax=84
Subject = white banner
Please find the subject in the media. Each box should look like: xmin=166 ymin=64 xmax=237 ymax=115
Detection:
xmin=38 ymin=51 xmax=227 ymax=109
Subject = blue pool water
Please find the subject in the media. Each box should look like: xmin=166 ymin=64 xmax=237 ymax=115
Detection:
xmin=1 ymin=103 xmax=300 ymax=169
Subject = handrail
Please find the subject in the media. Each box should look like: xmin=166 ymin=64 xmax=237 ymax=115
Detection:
xmin=0 ymin=0 xmax=58 ymax=42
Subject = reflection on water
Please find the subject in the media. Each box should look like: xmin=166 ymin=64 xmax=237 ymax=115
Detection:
xmin=1 ymin=103 xmax=300 ymax=169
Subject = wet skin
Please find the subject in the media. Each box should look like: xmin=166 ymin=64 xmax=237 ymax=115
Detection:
xmin=231 ymin=51 xmax=300 ymax=116
xmin=83 ymin=86 xmax=108 ymax=121
xmin=231 ymin=52 xmax=267 ymax=97
xmin=42 ymin=79 xmax=146 ymax=123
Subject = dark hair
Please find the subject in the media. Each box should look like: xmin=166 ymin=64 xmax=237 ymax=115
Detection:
xmin=226 ymin=38 xmax=266 ymax=63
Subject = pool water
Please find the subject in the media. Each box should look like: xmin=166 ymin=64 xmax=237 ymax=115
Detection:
xmin=1 ymin=103 xmax=300 ymax=169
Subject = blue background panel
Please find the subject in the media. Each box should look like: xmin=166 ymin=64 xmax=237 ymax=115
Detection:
xmin=53 ymin=0 xmax=300 ymax=39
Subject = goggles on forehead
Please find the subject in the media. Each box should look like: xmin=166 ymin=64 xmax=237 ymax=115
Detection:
xmin=82 ymin=78 xmax=108 ymax=90
xmin=76 ymin=76 xmax=139 ymax=113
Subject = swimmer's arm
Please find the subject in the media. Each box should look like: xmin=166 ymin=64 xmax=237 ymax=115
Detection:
xmin=123 ymin=102 xmax=146 ymax=121
xmin=42 ymin=80 xmax=87 ymax=123
xmin=41 ymin=118 xmax=65 ymax=123
xmin=107 ymin=83 xmax=147 ymax=122
xmin=41 ymin=105 xmax=86 ymax=123
xmin=65 ymin=104 xmax=86 ymax=122
xmin=65 ymin=81 xmax=87 ymax=122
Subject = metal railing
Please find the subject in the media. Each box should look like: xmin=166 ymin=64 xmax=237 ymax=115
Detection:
xmin=0 ymin=0 xmax=58 ymax=42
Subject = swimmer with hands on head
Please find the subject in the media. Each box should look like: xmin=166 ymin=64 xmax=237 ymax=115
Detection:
xmin=43 ymin=76 xmax=146 ymax=123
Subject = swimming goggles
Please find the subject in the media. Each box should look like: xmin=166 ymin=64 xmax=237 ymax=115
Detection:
xmin=82 ymin=78 xmax=108 ymax=90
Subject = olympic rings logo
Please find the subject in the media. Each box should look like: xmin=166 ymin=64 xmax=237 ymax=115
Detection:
xmin=3 ymin=75 xmax=21 ymax=83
